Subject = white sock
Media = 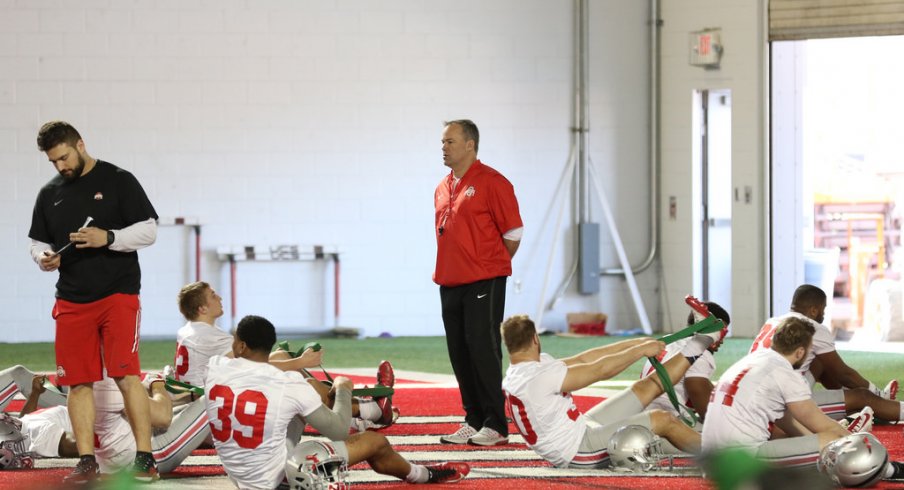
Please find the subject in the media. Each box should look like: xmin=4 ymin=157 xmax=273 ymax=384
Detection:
xmin=358 ymin=399 xmax=381 ymax=421
xmin=897 ymin=402 xmax=904 ymax=422
xmin=680 ymin=336 xmax=712 ymax=359
xmin=405 ymin=463 xmax=429 ymax=483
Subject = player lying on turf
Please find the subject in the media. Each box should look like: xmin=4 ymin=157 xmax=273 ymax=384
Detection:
xmin=204 ymin=315 xmax=470 ymax=488
xmin=174 ymin=281 xmax=398 ymax=431
xmin=0 ymin=372 xmax=207 ymax=476
xmin=501 ymin=307 xmax=724 ymax=469
xmin=703 ymin=315 xmax=904 ymax=486
xmin=750 ymin=284 xmax=900 ymax=425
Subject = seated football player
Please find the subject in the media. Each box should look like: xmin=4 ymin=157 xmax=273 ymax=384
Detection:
xmin=204 ymin=315 xmax=470 ymax=488
xmin=703 ymin=315 xmax=904 ymax=485
xmin=501 ymin=313 xmax=721 ymax=469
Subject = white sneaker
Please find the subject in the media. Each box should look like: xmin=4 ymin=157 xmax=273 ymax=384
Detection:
xmin=440 ymin=423 xmax=478 ymax=444
xmin=884 ymin=379 xmax=898 ymax=401
xmin=846 ymin=406 xmax=875 ymax=434
xmin=468 ymin=426 xmax=509 ymax=446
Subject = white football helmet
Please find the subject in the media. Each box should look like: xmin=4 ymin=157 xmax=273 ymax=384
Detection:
xmin=285 ymin=440 xmax=349 ymax=490
xmin=608 ymin=425 xmax=664 ymax=471
xmin=817 ymin=432 xmax=887 ymax=488
xmin=0 ymin=413 xmax=32 ymax=470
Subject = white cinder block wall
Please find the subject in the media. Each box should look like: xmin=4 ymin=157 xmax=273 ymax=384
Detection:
xmin=659 ymin=0 xmax=768 ymax=337
xmin=1 ymin=0 xmax=668 ymax=342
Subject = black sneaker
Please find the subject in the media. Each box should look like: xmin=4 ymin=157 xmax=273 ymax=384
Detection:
xmin=132 ymin=451 xmax=160 ymax=483
xmin=887 ymin=461 xmax=904 ymax=482
xmin=63 ymin=457 xmax=100 ymax=485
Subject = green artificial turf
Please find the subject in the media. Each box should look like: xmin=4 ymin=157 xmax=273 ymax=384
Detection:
xmin=2 ymin=336 xmax=902 ymax=389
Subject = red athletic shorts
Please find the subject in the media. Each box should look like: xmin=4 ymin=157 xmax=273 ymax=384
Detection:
xmin=52 ymin=293 xmax=142 ymax=386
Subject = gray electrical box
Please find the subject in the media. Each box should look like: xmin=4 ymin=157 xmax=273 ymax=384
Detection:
xmin=578 ymin=222 xmax=600 ymax=294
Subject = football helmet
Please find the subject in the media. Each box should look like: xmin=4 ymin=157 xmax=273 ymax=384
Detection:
xmin=817 ymin=432 xmax=887 ymax=488
xmin=285 ymin=440 xmax=348 ymax=490
xmin=608 ymin=425 xmax=664 ymax=471
xmin=0 ymin=413 xmax=32 ymax=470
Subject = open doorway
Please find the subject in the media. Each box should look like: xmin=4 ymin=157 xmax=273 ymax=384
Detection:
xmin=693 ymin=89 xmax=732 ymax=312
xmin=771 ymin=36 xmax=904 ymax=340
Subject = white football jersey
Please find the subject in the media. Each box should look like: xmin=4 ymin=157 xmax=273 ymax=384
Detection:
xmin=641 ymin=341 xmax=716 ymax=413
xmin=748 ymin=312 xmax=834 ymax=376
xmin=702 ymin=349 xmax=811 ymax=451
xmin=502 ymin=353 xmax=586 ymax=467
xmin=174 ymin=321 xmax=233 ymax=387
xmin=204 ymin=355 xmax=324 ymax=490
xmin=21 ymin=405 xmax=134 ymax=473
xmin=21 ymin=406 xmax=70 ymax=457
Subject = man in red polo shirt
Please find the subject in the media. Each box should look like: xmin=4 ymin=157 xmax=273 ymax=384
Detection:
xmin=434 ymin=119 xmax=523 ymax=446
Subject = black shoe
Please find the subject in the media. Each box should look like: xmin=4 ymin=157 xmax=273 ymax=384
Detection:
xmin=887 ymin=461 xmax=904 ymax=481
xmin=132 ymin=451 xmax=160 ymax=483
xmin=63 ymin=457 xmax=100 ymax=485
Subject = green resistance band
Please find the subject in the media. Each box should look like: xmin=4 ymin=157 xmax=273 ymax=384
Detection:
xmin=277 ymin=341 xmax=394 ymax=399
xmin=165 ymin=377 xmax=205 ymax=397
xmin=648 ymin=314 xmax=726 ymax=426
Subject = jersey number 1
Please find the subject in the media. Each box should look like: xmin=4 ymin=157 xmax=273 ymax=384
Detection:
xmin=208 ymin=385 xmax=268 ymax=449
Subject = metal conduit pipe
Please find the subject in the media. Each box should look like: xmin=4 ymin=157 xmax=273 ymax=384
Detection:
xmin=600 ymin=0 xmax=660 ymax=276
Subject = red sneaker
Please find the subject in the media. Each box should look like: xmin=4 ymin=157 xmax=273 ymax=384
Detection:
xmin=376 ymin=360 xmax=395 ymax=388
xmin=426 ymin=462 xmax=471 ymax=483
xmin=375 ymin=396 xmax=395 ymax=426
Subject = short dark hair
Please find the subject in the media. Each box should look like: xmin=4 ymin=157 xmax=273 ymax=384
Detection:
xmin=37 ymin=121 xmax=82 ymax=152
xmin=235 ymin=315 xmax=276 ymax=354
xmin=771 ymin=316 xmax=815 ymax=355
xmin=790 ymin=284 xmax=827 ymax=312
xmin=686 ymin=301 xmax=731 ymax=327
xmin=444 ymin=119 xmax=479 ymax=153
xmin=177 ymin=281 xmax=210 ymax=321
xmin=501 ymin=314 xmax=535 ymax=353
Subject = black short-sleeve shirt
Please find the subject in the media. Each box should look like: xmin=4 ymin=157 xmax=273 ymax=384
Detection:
xmin=29 ymin=160 xmax=158 ymax=303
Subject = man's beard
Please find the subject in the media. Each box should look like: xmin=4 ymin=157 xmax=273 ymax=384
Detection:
xmin=60 ymin=154 xmax=86 ymax=182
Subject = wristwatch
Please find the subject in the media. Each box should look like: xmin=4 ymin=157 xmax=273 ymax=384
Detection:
xmin=106 ymin=230 xmax=115 ymax=247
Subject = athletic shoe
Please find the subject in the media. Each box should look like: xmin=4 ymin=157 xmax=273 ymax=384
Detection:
xmin=884 ymin=379 xmax=898 ymax=401
xmin=440 ymin=423 xmax=478 ymax=444
xmin=62 ymin=458 xmax=100 ymax=485
xmin=375 ymin=396 xmax=396 ymax=426
xmin=425 ymin=462 xmax=470 ymax=483
xmin=887 ymin=461 xmax=904 ymax=481
xmin=468 ymin=426 xmax=509 ymax=446
xmin=376 ymin=360 xmax=395 ymax=388
xmin=132 ymin=452 xmax=160 ymax=483
xmin=685 ymin=295 xmax=711 ymax=322
xmin=353 ymin=407 xmax=400 ymax=431
xmin=846 ymin=406 xmax=875 ymax=434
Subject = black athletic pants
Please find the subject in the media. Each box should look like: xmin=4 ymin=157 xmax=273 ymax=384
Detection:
xmin=439 ymin=276 xmax=508 ymax=435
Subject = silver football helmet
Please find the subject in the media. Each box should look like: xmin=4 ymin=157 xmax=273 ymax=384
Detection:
xmin=0 ymin=413 xmax=32 ymax=470
xmin=608 ymin=425 xmax=664 ymax=471
xmin=817 ymin=432 xmax=887 ymax=488
xmin=285 ymin=440 xmax=349 ymax=490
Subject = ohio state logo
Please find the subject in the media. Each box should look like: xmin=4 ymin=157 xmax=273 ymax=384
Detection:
xmin=464 ymin=186 xmax=476 ymax=197
xmin=56 ymin=365 xmax=66 ymax=378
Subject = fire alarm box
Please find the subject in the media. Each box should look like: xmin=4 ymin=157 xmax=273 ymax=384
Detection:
xmin=689 ymin=28 xmax=723 ymax=68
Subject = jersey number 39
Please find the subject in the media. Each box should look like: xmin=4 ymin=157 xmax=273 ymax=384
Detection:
xmin=208 ymin=385 xmax=268 ymax=449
